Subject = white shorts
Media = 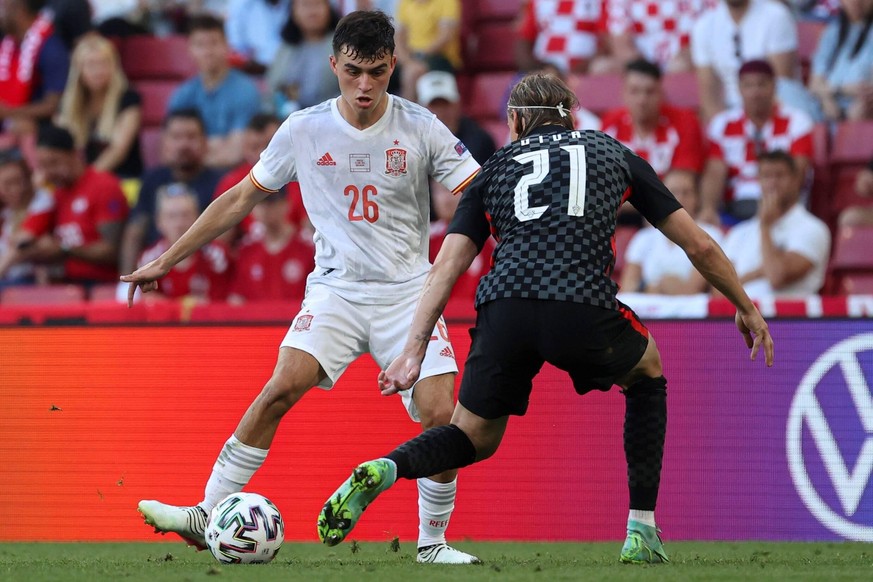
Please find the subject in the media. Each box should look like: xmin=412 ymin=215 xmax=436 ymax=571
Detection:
xmin=280 ymin=283 xmax=459 ymax=421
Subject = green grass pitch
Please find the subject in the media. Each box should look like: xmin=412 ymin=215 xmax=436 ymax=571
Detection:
xmin=1 ymin=541 xmax=871 ymax=581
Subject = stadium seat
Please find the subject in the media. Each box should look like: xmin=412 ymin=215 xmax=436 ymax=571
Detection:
xmin=121 ymin=35 xmax=195 ymax=82
xmin=830 ymin=225 xmax=873 ymax=272
xmin=139 ymin=126 xmax=163 ymax=169
xmin=841 ymin=273 xmax=873 ymax=295
xmin=829 ymin=121 xmax=873 ymax=214
xmin=467 ymin=72 xmax=516 ymax=121
xmin=798 ymin=21 xmax=826 ymax=82
xmin=831 ymin=121 xmax=873 ymax=165
xmin=89 ymin=283 xmax=120 ymax=302
xmin=464 ymin=22 xmax=517 ymax=72
xmin=570 ymin=73 xmax=624 ymax=117
xmin=662 ymin=72 xmax=699 ymax=111
xmin=1 ymin=284 xmax=86 ymax=305
xmin=808 ymin=122 xmax=831 ymax=224
xmin=136 ymin=80 xmax=177 ymax=127
xmin=473 ymin=0 xmax=522 ymax=21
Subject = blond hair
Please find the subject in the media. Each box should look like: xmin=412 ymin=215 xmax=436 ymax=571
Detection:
xmin=57 ymin=34 xmax=130 ymax=149
xmin=507 ymin=73 xmax=579 ymax=139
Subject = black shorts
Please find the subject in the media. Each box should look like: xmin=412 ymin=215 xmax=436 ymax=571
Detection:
xmin=458 ymin=298 xmax=649 ymax=419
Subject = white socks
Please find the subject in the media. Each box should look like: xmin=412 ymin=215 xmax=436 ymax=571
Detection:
xmin=201 ymin=435 xmax=269 ymax=512
xmin=417 ymin=477 xmax=457 ymax=548
xmin=629 ymin=509 xmax=656 ymax=528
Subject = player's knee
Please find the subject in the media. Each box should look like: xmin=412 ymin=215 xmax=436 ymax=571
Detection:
xmin=620 ymin=337 xmax=663 ymax=387
xmin=417 ymin=401 xmax=454 ymax=431
xmin=623 ymin=375 xmax=667 ymax=400
xmin=413 ymin=376 xmax=456 ymax=430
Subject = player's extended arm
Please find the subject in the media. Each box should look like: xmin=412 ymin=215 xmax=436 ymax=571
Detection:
xmin=657 ymin=208 xmax=774 ymax=366
xmin=119 ymin=177 xmax=269 ymax=306
xmin=379 ymin=233 xmax=480 ymax=395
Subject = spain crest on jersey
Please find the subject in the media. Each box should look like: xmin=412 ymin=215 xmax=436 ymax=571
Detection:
xmin=385 ymin=148 xmax=408 ymax=177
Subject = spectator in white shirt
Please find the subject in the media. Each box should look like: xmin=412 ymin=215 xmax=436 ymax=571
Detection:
xmin=721 ymin=150 xmax=831 ymax=299
xmin=691 ymin=0 xmax=799 ymax=122
xmin=620 ymin=168 xmax=725 ymax=294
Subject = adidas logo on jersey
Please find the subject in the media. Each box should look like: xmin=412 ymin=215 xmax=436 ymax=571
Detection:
xmin=439 ymin=346 xmax=455 ymax=359
xmin=316 ymin=152 xmax=336 ymax=166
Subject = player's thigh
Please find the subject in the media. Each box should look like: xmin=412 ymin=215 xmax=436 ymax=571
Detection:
xmin=279 ymin=284 xmax=370 ymax=390
xmin=370 ymin=294 xmax=458 ymax=421
xmin=542 ymin=301 xmax=651 ymax=394
xmin=458 ymin=300 xmax=544 ymax=420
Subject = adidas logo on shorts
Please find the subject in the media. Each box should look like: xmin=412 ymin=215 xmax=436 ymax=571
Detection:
xmin=316 ymin=152 xmax=336 ymax=166
xmin=439 ymin=346 xmax=455 ymax=359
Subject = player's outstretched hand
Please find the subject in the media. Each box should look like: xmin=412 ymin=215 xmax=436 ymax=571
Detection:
xmin=735 ymin=309 xmax=774 ymax=367
xmin=119 ymin=259 xmax=169 ymax=307
xmin=378 ymin=353 xmax=423 ymax=396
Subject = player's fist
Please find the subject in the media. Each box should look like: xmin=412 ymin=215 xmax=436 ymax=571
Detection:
xmin=379 ymin=353 xmax=423 ymax=396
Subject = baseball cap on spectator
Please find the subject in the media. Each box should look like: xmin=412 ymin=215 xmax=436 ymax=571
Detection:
xmin=417 ymin=71 xmax=460 ymax=106
xmin=36 ymin=124 xmax=76 ymax=152
xmin=738 ymin=59 xmax=775 ymax=79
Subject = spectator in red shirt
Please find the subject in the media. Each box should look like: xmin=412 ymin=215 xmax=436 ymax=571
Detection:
xmin=0 ymin=0 xmax=70 ymax=164
xmin=228 ymin=188 xmax=314 ymax=303
xmin=0 ymin=0 xmax=70 ymax=148
xmin=212 ymin=113 xmax=283 ymax=246
xmin=138 ymin=184 xmax=233 ymax=302
xmin=601 ymin=58 xmax=705 ymax=177
xmin=11 ymin=124 xmax=128 ymax=285
xmin=700 ymin=59 xmax=814 ymax=225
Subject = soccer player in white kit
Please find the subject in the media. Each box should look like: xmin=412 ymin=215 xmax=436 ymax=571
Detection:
xmin=122 ymin=10 xmax=481 ymax=564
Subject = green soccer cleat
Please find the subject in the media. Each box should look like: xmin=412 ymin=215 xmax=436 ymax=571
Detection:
xmin=619 ymin=519 xmax=669 ymax=564
xmin=317 ymin=459 xmax=397 ymax=546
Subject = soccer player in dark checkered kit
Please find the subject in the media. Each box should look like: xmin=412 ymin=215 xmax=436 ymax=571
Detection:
xmin=318 ymin=73 xmax=775 ymax=564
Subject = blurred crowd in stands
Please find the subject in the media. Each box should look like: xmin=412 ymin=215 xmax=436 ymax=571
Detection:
xmin=0 ymin=0 xmax=872 ymax=313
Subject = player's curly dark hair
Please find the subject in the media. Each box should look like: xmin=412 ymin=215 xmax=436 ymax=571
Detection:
xmin=332 ymin=10 xmax=395 ymax=63
xmin=507 ymin=74 xmax=579 ymax=140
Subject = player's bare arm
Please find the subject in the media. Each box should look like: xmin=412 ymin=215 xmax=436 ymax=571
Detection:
xmin=657 ymin=207 xmax=775 ymax=366
xmin=120 ymin=177 xmax=270 ymax=306
xmin=379 ymin=233 xmax=480 ymax=395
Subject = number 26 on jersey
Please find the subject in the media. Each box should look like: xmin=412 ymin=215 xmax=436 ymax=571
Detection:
xmin=344 ymin=184 xmax=380 ymax=223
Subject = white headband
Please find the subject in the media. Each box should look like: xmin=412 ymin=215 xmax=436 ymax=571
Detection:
xmin=507 ymin=103 xmax=569 ymax=118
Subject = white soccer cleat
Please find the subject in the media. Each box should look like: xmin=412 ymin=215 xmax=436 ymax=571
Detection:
xmin=137 ymin=500 xmax=209 ymax=551
xmin=416 ymin=543 xmax=482 ymax=564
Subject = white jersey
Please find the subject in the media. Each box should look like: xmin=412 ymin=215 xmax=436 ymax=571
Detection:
xmin=251 ymin=95 xmax=480 ymax=304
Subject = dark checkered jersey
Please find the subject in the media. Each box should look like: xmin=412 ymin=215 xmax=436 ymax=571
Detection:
xmin=448 ymin=125 xmax=682 ymax=310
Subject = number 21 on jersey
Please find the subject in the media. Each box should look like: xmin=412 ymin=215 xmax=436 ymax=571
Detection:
xmin=513 ymin=144 xmax=587 ymax=221
xmin=344 ymin=184 xmax=380 ymax=223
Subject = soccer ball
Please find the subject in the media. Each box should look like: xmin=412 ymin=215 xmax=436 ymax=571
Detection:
xmin=205 ymin=492 xmax=285 ymax=564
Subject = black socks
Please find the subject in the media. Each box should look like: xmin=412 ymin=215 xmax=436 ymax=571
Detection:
xmin=623 ymin=376 xmax=667 ymax=511
xmin=386 ymin=424 xmax=477 ymax=479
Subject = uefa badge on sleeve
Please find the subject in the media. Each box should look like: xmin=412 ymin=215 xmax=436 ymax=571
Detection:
xmin=385 ymin=148 xmax=407 ymax=177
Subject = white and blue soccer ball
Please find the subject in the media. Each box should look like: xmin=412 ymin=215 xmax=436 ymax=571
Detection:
xmin=205 ymin=492 xmax=285 ymax=564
